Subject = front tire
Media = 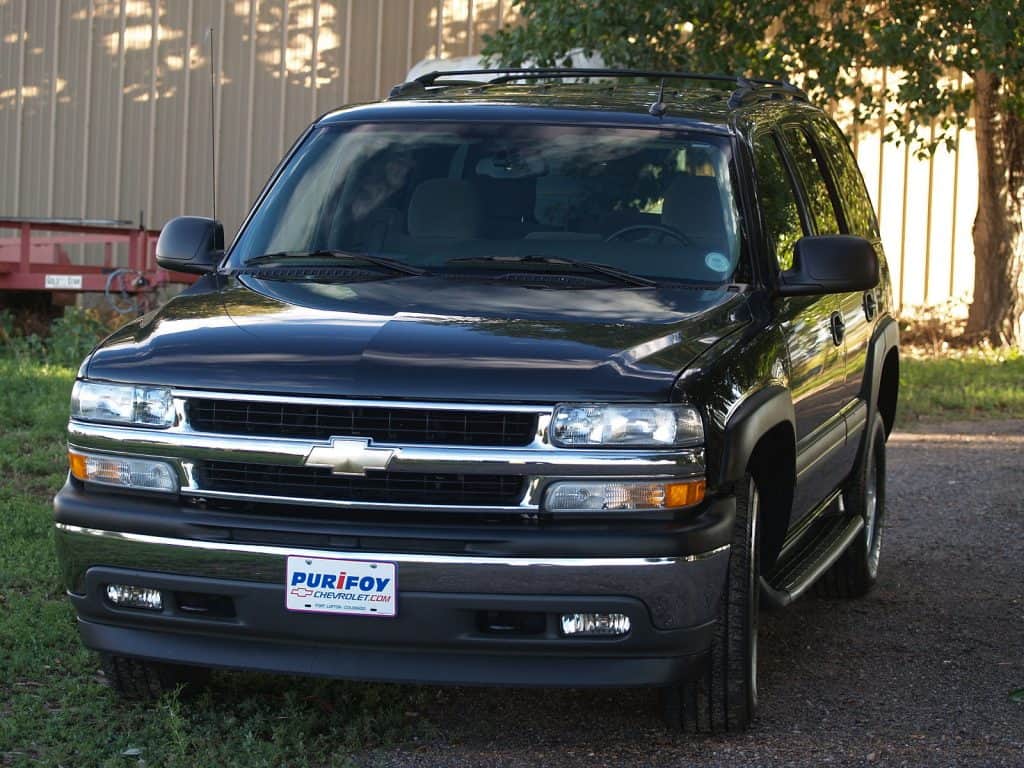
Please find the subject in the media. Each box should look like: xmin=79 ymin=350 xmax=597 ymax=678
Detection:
xmin=100 ymin=653 xmax=210 ymax=701
xmin=663 ymin=473 xmax=759 ymax=733
xmin=816 ymin=411 xmax=886 ymax=598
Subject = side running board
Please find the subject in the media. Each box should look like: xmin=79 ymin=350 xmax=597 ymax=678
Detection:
xmin=760 ymin=512 xmax=864 ymax=609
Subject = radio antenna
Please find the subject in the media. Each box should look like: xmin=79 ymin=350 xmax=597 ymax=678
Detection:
xmin=649 ymin=78 xmax=668 ymax=117
xmin=205 ymin=26 xmax=218 ymax=220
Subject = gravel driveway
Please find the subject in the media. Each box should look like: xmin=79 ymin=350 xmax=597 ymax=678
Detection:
xmin=370 ymin=421 xmax=1024 ymax=767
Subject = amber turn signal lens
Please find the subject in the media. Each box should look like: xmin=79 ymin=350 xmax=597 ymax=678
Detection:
xmin=665 ymin=479 xmax=706 ymax=508
xmin=68 ymin=450 xmax=88 ymax=480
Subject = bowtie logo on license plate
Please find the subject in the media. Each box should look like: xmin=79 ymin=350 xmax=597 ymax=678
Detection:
xmin=303 ymin=436 xmax=399 ymax=476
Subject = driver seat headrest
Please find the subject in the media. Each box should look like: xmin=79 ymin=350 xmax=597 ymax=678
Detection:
xmin=661 ymin=175 xmax=728 ymax=250
xmin=407 ymin=178 xmax=481 ymax=238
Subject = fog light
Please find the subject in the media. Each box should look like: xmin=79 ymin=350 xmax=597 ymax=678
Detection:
xmin=106 ymin=584 xmax=163 ymax=611
xmin=560 ymin=612 xmax=631 ymax=637
xmin=68 ymin=450 xmax=178 ymax=493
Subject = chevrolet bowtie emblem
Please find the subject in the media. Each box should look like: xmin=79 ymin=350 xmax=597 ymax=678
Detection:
xmin=304 ymin=437 xmax=399 ymax=476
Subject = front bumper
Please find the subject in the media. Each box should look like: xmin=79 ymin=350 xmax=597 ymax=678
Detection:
xmin=54 ymin=485 xmax=732 ymax=687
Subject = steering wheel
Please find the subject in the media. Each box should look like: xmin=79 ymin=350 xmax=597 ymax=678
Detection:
xmin=604 ymin=223 xmax=691 ymax=246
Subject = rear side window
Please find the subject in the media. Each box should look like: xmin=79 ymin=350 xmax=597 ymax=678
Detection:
xmin=812 ymin=118 xmax=879 ymax=239
xmin=753 ymin=133 xmax=805 ymax=271
xmin=783 ymin=127 xmax=841 ymax=235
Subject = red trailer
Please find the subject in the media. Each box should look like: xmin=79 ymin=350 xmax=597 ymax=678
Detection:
xmin=0 ymin=217 xmax=195 ymax=315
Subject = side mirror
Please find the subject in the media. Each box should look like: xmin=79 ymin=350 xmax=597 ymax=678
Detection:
xmin=778 ymin=235 xmax=879 ymax=296
xmin=155 ymin=216 xmax=224 ymax=274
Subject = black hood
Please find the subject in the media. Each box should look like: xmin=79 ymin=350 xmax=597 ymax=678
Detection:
xmin=86 ymin=276 xmax=749 ymax=402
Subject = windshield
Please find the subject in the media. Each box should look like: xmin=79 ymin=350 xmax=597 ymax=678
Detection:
xmin=229 ymin=122 xmax=743 ymax=284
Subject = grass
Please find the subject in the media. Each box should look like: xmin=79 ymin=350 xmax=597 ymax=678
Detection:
xmin=0 ymin=347 xmax=1019 ymax=766
xmin=897 ymin=347 xmax=1024 ymax=425
xmin=0 ymin=357 xmax=434 ymax=768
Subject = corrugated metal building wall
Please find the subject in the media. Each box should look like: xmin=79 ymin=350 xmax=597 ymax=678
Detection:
xmin=0 ymin=0 xmax=978 ymax=310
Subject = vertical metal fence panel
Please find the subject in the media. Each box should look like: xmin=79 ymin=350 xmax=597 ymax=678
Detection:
xmin=924 ymin=141 xmax=955 ymax=306
xmin=441 ymin=0 xmax=468 ymax=57
xmin=902 ymin=140 xmax=933 ymax=308
xmin=118 ymin=0 xmax=155 ymax=227
xmin=379 ymin=0 xmax=412 ymax=100
xmin=53 ymin=1 xmax=87 ymax=218
xmin=83 ymin=0 xmax=122 ymax=220
xmin=152 ymin=0 xmax=187 ymax=228
xmin=181 ymin=0 xmax=218 ymax=218
xmin=217 ymin=0 xmax=253 ymax=236
xmin=18 ymin=0 xmax=57 ymax=217
xmin=950 ymin=123 xmax=979 ymax=302
xmin=314 ymin=0 xmax=346 ymax=116
xmin=345 ymin=0 xmax=380 ymax=103
xmin=282 ymin=0 xmax=313 ymax=146
xmin=248 ymin=0 xmax=287 ymax=206
xmin=411 ymin=0 xmax=440 ymax=61
xmin=0 ymin=1 xmax=20 ymax=214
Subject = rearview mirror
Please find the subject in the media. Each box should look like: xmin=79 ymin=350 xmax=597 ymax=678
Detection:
xmin=777 ymin=235 xmax=879 ymax=297
xmin=156 ymin=216 xmax=224 ymax=275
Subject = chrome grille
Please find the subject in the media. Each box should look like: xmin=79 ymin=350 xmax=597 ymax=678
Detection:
xmin=187 ymin=398 xmax=538 ymax=447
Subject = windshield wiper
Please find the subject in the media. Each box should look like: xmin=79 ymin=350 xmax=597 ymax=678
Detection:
xmin=243 ymin=249 xmax=424 ymax=276
xmin=445 ymin=255 xmax=656 ymax=287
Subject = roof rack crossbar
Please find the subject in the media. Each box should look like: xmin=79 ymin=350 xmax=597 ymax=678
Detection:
xmin=728 ymin=75 xmax=808 ymax=108
xmin=388 ymin=67 xmax=809 ymax=107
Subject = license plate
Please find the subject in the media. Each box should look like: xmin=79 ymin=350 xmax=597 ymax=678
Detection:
xmin=45 ymin=274 xmax=83 ymax=290
xmin=285 ymin=555 xmax=397 ymax=617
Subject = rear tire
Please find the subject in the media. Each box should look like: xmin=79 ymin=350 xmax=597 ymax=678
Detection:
xmin=100 ymin=653 xmax=210 ymax=701
xmin=663 ymin=473 xmax=759 ymax=733
xmin=816 ymin=411 xmax=886 ymax=599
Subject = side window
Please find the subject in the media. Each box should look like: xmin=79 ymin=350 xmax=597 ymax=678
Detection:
xmin=783 ymin=127 xmax=841 ymax=235
xmin=813 ymin=118 xmax=880 ymax=239
xmin=753 ymin=133 xmax=805 ymax=271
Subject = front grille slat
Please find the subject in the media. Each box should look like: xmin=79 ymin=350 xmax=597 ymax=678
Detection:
xmin=187 ymin=399 xmax=537 ymax=447
xmin=200 ymin=461 xmax=525 ymax=507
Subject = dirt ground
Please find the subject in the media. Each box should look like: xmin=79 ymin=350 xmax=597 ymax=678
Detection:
xmin=370 ymin=420 xmax=1024 ymax=768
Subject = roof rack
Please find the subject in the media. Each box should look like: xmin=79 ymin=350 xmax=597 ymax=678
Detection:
xmin=387 ymin=67 xmax=808 ymax=109
xmin=728 ymin=76 xmax=808 ymax=108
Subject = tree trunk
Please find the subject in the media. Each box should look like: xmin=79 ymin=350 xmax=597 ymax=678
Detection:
xmin=966 ymin=70 xmax=1024 ymax=346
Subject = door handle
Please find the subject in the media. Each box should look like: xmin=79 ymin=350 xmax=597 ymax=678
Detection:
xmin=863 ymin=290 xmax=877 ymax=321
xmin=829 ymin=311 xmax=845 ymax=346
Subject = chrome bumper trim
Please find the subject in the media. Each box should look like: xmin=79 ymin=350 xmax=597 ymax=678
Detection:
xmin=54 ymin=523 xmax=730 ymax=629
xmin=67 ymin=422 xmax=705 ymax=477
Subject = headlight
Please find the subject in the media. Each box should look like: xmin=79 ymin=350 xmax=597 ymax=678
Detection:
xmin=550 ymin=404 xmax=703 ymax=448
xmin=71 ymin=381 xmax=175 ymax=428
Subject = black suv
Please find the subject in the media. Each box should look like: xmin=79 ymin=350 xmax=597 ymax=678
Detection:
xmin=55 ymin=69 xmax=898 ymax=733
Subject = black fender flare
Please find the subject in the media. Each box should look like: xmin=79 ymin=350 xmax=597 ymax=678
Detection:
xmin=861 ymin=315 xmax=900 ymax=435
xmin=716 ymin=384 xmax=796 ymax=488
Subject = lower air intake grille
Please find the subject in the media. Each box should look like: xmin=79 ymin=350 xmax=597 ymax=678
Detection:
xmin=199 ymin=461 xmax=526 ymax=507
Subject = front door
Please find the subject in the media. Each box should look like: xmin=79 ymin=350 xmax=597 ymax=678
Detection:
xmin=752 ymin=129 xmax=847 ymax=521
